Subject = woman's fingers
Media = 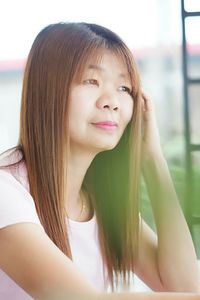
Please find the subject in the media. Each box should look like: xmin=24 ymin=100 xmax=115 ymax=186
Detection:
xmin=140 ymin=91 xmax=155 ymax=122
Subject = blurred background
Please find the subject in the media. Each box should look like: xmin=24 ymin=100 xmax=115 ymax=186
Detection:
xmin=0 ymin=0 xmax=199 ymax=288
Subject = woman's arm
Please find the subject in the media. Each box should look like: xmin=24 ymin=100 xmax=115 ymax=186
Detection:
xmin=142 ymin=154 xmax=200 ymax=291
xmin=98 ymin=293 xmax=199 ymax=300
xmin=0 ymin=223 xmax=98 ymax=300
xmin=137 ymin=93 xmax=200 ymax=292
xmin=1 ymin=223 xmax=199 ymax=300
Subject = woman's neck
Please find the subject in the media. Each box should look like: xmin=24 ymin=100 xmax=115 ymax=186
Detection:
xmin=66 ymin=190 xmax=94 ymax=222
xmin=65 ymin=148 xmax=96 ymax=221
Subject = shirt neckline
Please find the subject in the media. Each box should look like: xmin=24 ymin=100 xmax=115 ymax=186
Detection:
xmin=66 ymin=213 xmax=96 ymax=229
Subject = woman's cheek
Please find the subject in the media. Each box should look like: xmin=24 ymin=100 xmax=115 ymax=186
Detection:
xmin=125 ymin=101 xmax=134 ymax=123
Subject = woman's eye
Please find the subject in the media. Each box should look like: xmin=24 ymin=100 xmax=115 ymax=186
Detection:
xmin=119 ymin=86 xmax=132 ymax=94
xmin=83 ymin=79 xmax=99 ymax=85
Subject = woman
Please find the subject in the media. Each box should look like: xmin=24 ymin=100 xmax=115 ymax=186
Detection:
xmin=0 ymin=22 xmax=199 ymax=300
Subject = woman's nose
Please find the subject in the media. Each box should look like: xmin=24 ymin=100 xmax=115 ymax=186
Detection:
xmin=96 ymin=92 xmax=119 ymax=111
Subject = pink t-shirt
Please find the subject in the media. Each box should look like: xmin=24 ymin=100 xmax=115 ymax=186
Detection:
xmin=0 ymin=151 xmax=109 ymax=299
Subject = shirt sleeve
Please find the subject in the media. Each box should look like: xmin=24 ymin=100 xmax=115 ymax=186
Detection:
xmin=0 ymin=170 xmax=43 ymax=230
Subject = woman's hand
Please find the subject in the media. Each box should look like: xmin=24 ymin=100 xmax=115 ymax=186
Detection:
xmin=141 ymin=92 xmax=163 ymax=161
xmin=140 ymin=93 xmax=200 ymax=293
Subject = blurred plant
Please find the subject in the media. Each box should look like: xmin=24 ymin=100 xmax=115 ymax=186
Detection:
xmin=140 ymin=138 xmax=200 ymax=258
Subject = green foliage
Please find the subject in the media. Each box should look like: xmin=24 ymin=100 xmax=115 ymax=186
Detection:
xmin=140 ymin=160 xmax=200 ymax=258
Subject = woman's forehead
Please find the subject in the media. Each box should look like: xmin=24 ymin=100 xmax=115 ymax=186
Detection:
xmin=73 ymin=48 xmax=132 ymax=83
xmin=83 ymin=49 xmax=130 ymax=75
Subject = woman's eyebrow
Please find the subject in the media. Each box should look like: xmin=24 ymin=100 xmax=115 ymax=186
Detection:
xmin=87 ymin=64 xmax=129 ymax=79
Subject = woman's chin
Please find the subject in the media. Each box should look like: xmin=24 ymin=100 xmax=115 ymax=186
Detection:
xmin=94 ymin=141 xmax=119 ymax=153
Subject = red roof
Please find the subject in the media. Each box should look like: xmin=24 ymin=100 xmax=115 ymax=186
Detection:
xmin=0 ymin=59 xmax=26 ymax=72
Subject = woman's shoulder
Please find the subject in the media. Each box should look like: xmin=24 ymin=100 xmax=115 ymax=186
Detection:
xmin=0 ymin=166 xmax=30 ymax=200
xmin=0 ymin=148 xmax=30 ymax=192
xmin=0 ymin=150 xmax=43 ymax=230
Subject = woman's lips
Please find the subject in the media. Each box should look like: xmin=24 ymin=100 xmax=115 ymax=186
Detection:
xmin=91 ymin=121 xmax=118 ymax=131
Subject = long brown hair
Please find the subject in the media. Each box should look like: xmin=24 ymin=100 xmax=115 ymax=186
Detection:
xmin=0 ymin=22 xmax=142 ymax=291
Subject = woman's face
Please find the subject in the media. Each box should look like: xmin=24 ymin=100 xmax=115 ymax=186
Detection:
xmin=68 ymin=50 xmax=134 ymax=154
